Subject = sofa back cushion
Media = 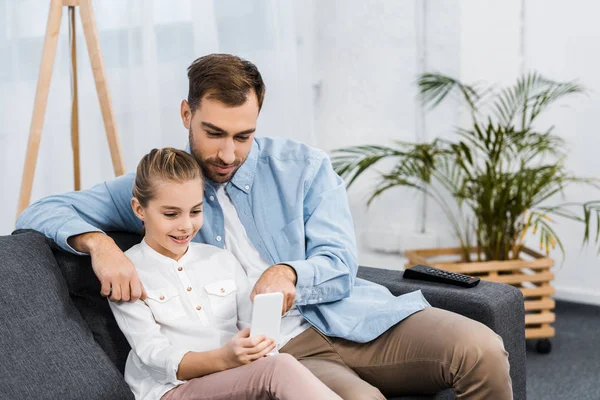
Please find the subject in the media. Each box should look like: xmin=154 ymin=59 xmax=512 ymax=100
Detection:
xmin=49 ymin=231 xmax=143 ymax=374
xmin=0 ymin=230 xmax=133 ymax=399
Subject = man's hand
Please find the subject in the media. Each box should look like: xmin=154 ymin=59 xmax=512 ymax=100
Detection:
xmin=250 ymin=264 xmax=297 ymax=314
xmin=68 ymin=232 xmax=145 ymax=302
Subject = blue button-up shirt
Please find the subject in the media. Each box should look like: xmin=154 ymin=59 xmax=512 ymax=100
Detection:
xmin=17 ymin=137 xmax=430 ymax=342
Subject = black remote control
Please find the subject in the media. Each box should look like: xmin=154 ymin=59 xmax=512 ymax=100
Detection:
xmin=403 ymin=264 xmax=480 ymax=288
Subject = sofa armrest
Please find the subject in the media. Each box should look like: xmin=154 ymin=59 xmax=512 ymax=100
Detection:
xmin=357 ymin=266 xmax=526 ymax=400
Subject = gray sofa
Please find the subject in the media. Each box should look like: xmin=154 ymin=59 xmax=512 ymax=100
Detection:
xmin=0 ymin=230 xmax=526 ymax=399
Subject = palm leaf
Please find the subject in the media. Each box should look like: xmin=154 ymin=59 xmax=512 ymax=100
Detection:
xmin=492 ymin=72 xmax=584 ymax=128
xmin=417 ymin=73 xmax=483 ymax=112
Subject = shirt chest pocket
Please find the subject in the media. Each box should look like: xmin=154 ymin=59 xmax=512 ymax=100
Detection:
xmin=145 ymin=287 xmax=187 ymax=323
xmin=204 ymin=280 xmax=237 ymax=320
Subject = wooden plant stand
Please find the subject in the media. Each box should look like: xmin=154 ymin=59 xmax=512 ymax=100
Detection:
xmin=404 ymin=247 xmax=555 ymax=353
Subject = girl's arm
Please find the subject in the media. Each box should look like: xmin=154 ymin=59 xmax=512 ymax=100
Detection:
xmin=110 ymin=298 xmax=228 ymax=381
xmin=175 ymin=348 xmax=229 ymax=380
xmin=176 ymin=329 xmax=274 ymax=380
xmin=109 ymin=296 xmax=275 ymax=382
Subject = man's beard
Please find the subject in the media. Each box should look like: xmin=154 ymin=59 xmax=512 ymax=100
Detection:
xmin=189 ymin=127 xmax=242 ymax=183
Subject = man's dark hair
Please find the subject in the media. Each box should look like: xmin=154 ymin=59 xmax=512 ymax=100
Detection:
xmin=187 ymin=54 xmax=266 ymax=113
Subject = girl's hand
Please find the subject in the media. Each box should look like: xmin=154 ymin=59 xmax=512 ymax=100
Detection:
xmin=221 ymin=328 xmax=276 ymax=369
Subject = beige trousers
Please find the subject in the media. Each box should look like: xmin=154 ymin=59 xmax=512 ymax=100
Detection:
xmin=280 ymin=307 xmax=513 ymax=400
xmin=161 ymin=353 xmax=341 ymax=400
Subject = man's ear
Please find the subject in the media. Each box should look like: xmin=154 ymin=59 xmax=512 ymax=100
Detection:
xmin=131 ymin=197 xmax=145 ymax=221
xmin=181 ymin=99 xmax=191 ymax=129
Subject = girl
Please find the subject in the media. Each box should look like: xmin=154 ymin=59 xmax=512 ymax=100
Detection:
xmin=109 ymin=148 xmax=340 ymax=400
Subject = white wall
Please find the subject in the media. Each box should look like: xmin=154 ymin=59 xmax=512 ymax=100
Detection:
xmin=522 ymin=0 xmax=600 ymax=305
xmin=313 ymin=0 xmax=461 ymax=253
xmin=314 ymin=0 xmax=600 ymax=305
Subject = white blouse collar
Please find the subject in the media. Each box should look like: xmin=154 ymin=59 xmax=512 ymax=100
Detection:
xmin=140 ymin=237 xmax=195 ymax=265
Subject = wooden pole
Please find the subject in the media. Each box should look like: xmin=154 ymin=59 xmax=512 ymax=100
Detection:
xmin=17 ymin=0 xmax=63 ymax=216
xmin=69 ymin=6 xmax=81 ymax=191
xmin=79 ymin=0 xmax=125 ymax=177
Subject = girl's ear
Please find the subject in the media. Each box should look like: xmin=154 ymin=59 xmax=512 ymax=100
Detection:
xmin=131 ymin=197 xmax=145 ymax=221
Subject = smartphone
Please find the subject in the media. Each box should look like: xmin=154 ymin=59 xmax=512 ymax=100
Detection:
xmin=250 ymin=292 xmax=284 ymax=355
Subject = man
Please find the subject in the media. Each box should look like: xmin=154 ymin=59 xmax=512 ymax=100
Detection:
xmin=17 ymin=54 xmax=512 ymax=399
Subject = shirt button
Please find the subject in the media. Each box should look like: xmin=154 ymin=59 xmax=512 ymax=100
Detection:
xmin=159 ymin=295 xmax=165 ymax=300
xmin=209 ymin=196 xmax=215 ymax=201
xmin=244 ymin=185 xmax=250 ymax=190
xmin=187 ymin=287 xmax=192 ymax=292
xmin=220 ymin=288 xmax=225 ymax=293
xmin=196 ymin=305 xmax=202 ymax=311
xmin=216 ymin=236 xmax=222 ymax=242
xmin=177 ymin=267 xmax=183 ymax=271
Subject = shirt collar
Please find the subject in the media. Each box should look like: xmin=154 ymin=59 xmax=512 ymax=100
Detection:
xmin=140 ymin=237 xmax=195 ymax=265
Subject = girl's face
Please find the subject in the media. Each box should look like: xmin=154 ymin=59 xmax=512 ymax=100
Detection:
xmin=132 ymin=178 xmax=204 ymax=261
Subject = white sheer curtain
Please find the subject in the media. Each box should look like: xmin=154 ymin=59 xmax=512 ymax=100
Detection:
xmin=0 ymin=0 xmax=316 ymax=234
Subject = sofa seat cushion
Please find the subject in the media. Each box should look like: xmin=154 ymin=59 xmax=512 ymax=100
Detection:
xmin=0 ymin=230 xmax=133 ymax=400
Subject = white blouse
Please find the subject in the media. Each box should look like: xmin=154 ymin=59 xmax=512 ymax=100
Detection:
xmin=109 ymin=239 xmax=253 ymax=400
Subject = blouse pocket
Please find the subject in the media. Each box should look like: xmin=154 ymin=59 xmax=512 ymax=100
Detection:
xmin=204 ymin=280 xmax=237 ymax=320
xmin=145 ymin=287 xmax=187 ymax=323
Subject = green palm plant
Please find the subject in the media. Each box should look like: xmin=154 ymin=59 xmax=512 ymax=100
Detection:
xmin=332 ymin=72 xmax=600 ymax=262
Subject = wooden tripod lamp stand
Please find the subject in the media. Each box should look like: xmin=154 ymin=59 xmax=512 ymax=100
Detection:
xmin=17 ymin=0 xmax=125 ymax=217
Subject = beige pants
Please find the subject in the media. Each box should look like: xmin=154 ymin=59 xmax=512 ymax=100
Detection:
xmin=161 ymin=353 xmax=341 ymax=400
xmin=280 ymin=307 xmax=513 ymax=400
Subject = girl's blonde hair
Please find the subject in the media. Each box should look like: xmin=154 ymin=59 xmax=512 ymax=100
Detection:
xmin=133 ymin=148 xmax=203 ymax=207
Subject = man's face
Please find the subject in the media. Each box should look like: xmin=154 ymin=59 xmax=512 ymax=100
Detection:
xmin=181 ymin=92 xmax=259 ymax=183
xmin=132 ymin=179 xmax=204 ymax=261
